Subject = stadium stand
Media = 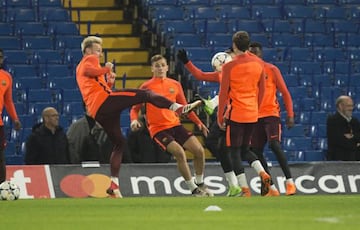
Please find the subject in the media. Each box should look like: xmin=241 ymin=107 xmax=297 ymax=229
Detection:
xmin=1 ymin=0 xmax=359 ymax=163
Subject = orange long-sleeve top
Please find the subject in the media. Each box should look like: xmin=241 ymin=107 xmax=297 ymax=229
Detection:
xmin=76 ymin=55 xmax=113 ymax=118
xmin=0 ymin=69 xmax=19 ymax=126
xmin=260 ymin=62 xmax=294 ymax=118
xmin=130 ymin=77 xmax=203 ymax=137
xmin=185 ymin=61 xmax=221 ymax=83
xmin=218 ymin=52 xmax=266 ymax=125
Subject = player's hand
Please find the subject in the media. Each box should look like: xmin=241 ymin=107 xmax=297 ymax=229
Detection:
xmin=105 ymin=62 xmax=114 ymax=71
xmin=107 ymin=72 xmax=116 ymax=84
xmin=197 ymin=123 xmax=209 ymax=138
xmin=177 ymin=49 xmax=189 ymax=64
xmin=130 ymin=120 xmax=142 ymax=132
xmin=13 ymin=120 xmax=22 ymax=131
xmin=286 ymin=116 xmax=295 ymax=129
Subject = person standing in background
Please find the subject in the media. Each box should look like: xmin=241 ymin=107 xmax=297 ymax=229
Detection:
xmin=25 ymin=107 xmax=69 ymax=165
xmin=0 ymin=48 xmax=22 ymax=183
xmin=76 ymin=36 xmax=202 ymax=198
xmin=327 ymin=95 xmax=360 ymax=161
xmin=248 ymin=42 xmax=296 ymax=196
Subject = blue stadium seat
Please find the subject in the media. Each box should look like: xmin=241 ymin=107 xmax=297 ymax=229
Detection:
xmin=0 ymin=37 xmax=21 ymax=49
xmin=14 ymin=77 xmax=46 ymax=90
xmin=41 ymin=64 xmax=71 ymax=78
xmin=304 ymin=150 xmax=325 ymax=161
xmin=4 ymin=50 xmax=29 ymax=64
xmin=61 ymin=89 xmax=82 ymax=102
xmin=36 ymin=0 xmax=63 ymax=7
xmin=32 ymin=50 xmax=63 ymax=64
xmin=296 ymin=111 xmax=311 ymax=124
xmin=290 ymin=61 xmax=322 ymax=74
xmin=330 ymin=20 xmax=358 ymax=33
xmin=63 ymin=102 xmax=85 ymax=116
xmin=250 ymin=33 xmax=271 ymax=47
xmin=217 ymin=6 xmax=250 ymax=20
xmin=349 ymin=74 xmax=360 ymax=86
xmin=316 ymin=6 xmax=350 ymax=20
xmin=298 ymin=74 xmax=313 ymax=88
xmin=48 ymin=22 xmax=79 ymax=35
xmin=229 ymin=20 xmax=262 ymax=33
xmin=178 ymin=0 xmax=210 ymax=6
xmin=23 ymin=36 xmax=54 ymax=50
xmin=251 ymin=5 xmax=282 ymax=19
xmin=48 ymin=77 xmax=77 ymax=90
xmin=284 ymin=5 xmax=315 ymax=19
xmin=6 ymin=8 xmax=35 ymax=22
xmin=301 ymin=97 xmax=317 ymax=111
xmin=167 ymin=34 xmax=203 ymax=48
xmin=12 ymin=65 xmax=39 ymax=78
xmin=282 ymin=124 xmax=307 ymax=137
xmin=283 ymin=137 xmax=313 ymax=151
xmin=15 ymin=22 xmax=46 ymax=36
xmin=304 ymin=19 xmax=329 ymax=34
xmin=195 ymin=20 xmax=228 ymax=34
xmin=206 ymin=33 xmax=232 ymax=47
xmin=323 ymin=61 xmax=351 ymax=75
xmin=333 ymin=74 xmax=349 ymax=87
xmin=271 ymin=33 xmax=303 ymax=47
xmin=158 ymin=20 xmax=195 ymax=35
xmin=312 ymin=74 xmax=333 ymax=88
xmin=310 ymin=111 xmax=329 ymax=125
xmin=262 ymin=47 xmax=284 ymax=62
xmin=55 ymin=36 xmax=84 ymax=49
xmin=287 ymin=47 xmax=313 ymax=61
xmin=348 ymin=47 xmax=360 ymax=61
xmin=310 ymin=124 xmax=327 ymax=138
xmin=2 ymin=0 xmax=32 ymax=8
xmin=149 ymin=7 xmax=184 ymax=23
xmin=0 ymin=23 xmax=14 ymax=36
xmin=39 ymin=8 xmax=69 ymax=22
xmin=27 ymin=89 xmax=60 ymax=103
xmin=187 ymin=7 xmax=218 ymax=20
xmin=282 ymin=74 xmax=299 ymax=87
xmin=184 ymin=47 xmax=212 ymax=61
xmin=304 ymin=34 xmax=335 ymax=47
xmin=314 ymin=47 xmax=347 ymax=62
xmin=212 ymin=0 xmax=243 ymax=5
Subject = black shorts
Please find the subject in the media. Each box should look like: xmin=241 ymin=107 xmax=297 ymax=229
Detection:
xmin=153 ymin=125 xmax=193 ymax=151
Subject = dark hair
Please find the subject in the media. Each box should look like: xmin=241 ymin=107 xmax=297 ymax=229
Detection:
xmin=0 ymin=48 xmax=3 ymax=53
xmin=232 ymin=31 xmax=250 ymax=52
xmin=249 ymin=41 xmax=263 ymax=51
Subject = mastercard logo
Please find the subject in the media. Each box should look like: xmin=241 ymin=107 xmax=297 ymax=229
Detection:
xmin=60 ymin=174 xmax=111 ymax=198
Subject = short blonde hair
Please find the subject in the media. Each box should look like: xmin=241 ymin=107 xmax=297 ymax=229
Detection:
xmin=81 ymin=36 xmax=102 ymax=54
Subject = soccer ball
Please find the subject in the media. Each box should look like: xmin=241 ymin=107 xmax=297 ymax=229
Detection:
xmin=211 ymin=52 xmax=232 ymax=72
xmin=0 ymin=181 xmax=20 ymax=201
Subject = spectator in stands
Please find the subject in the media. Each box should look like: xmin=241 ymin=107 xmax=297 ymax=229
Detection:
xmin=248 ymin=41 xmax=296 ymax=196
xmin=130 ymin=54 xmax=212 ymax=197
xmin=25 ymin=107 xmax=70 ymax=165
xmin=127 ymin=106 xmax=171 ymax=163
xmin=327 ymin=95 xmax=360 ymax=161
xmin=0 ymin=48 xmax=22 ymax=183
xmin=76 ymin=36 xmax=202 ymax=198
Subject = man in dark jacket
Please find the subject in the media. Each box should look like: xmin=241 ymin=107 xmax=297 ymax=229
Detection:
xmin=327 ymin=95 xmax=360 ymax=161
xmin=25 ymin=107 xmax=70 ymax=164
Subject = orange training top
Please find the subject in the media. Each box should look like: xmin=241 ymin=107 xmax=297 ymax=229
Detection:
xmin=259 ymin=62 xmax=294 ymax=118
xmin=0 ymin=69 xmax=19 ymax=126
xmin=76 ymin=54 xmax=112 ymax=118
xmin=130 ymin=77 xmax=203 ymax=137
xmin=185 ymin=61 xmax=221 ymax=83
xmin=218 ymin=52 xmax=266 ymax=125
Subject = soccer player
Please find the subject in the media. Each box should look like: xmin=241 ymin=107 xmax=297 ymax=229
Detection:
xmin=76 ymin=36 xmax=202 ymax=198
xmin=248 ymin=42 xmax=296 ymax=196
xmin=130 ymin=54 xmax=213 ymax=197
xmin=0 ymin=48 xmax=22 ymax=183
xmin=218 ymin=31 xmax=272 ymax=195
xmin=178 ymin=45 xmax=270 ymax=197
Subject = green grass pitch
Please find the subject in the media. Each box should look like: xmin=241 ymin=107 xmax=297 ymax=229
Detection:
xmin=1 ymin=195 xmax=359 ymax=230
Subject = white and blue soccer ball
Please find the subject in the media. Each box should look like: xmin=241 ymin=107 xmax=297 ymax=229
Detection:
xmin=0 ymin=181 xmax=20 ymax=201
xmin=211 ymin=52 xmax=232 ymax=72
